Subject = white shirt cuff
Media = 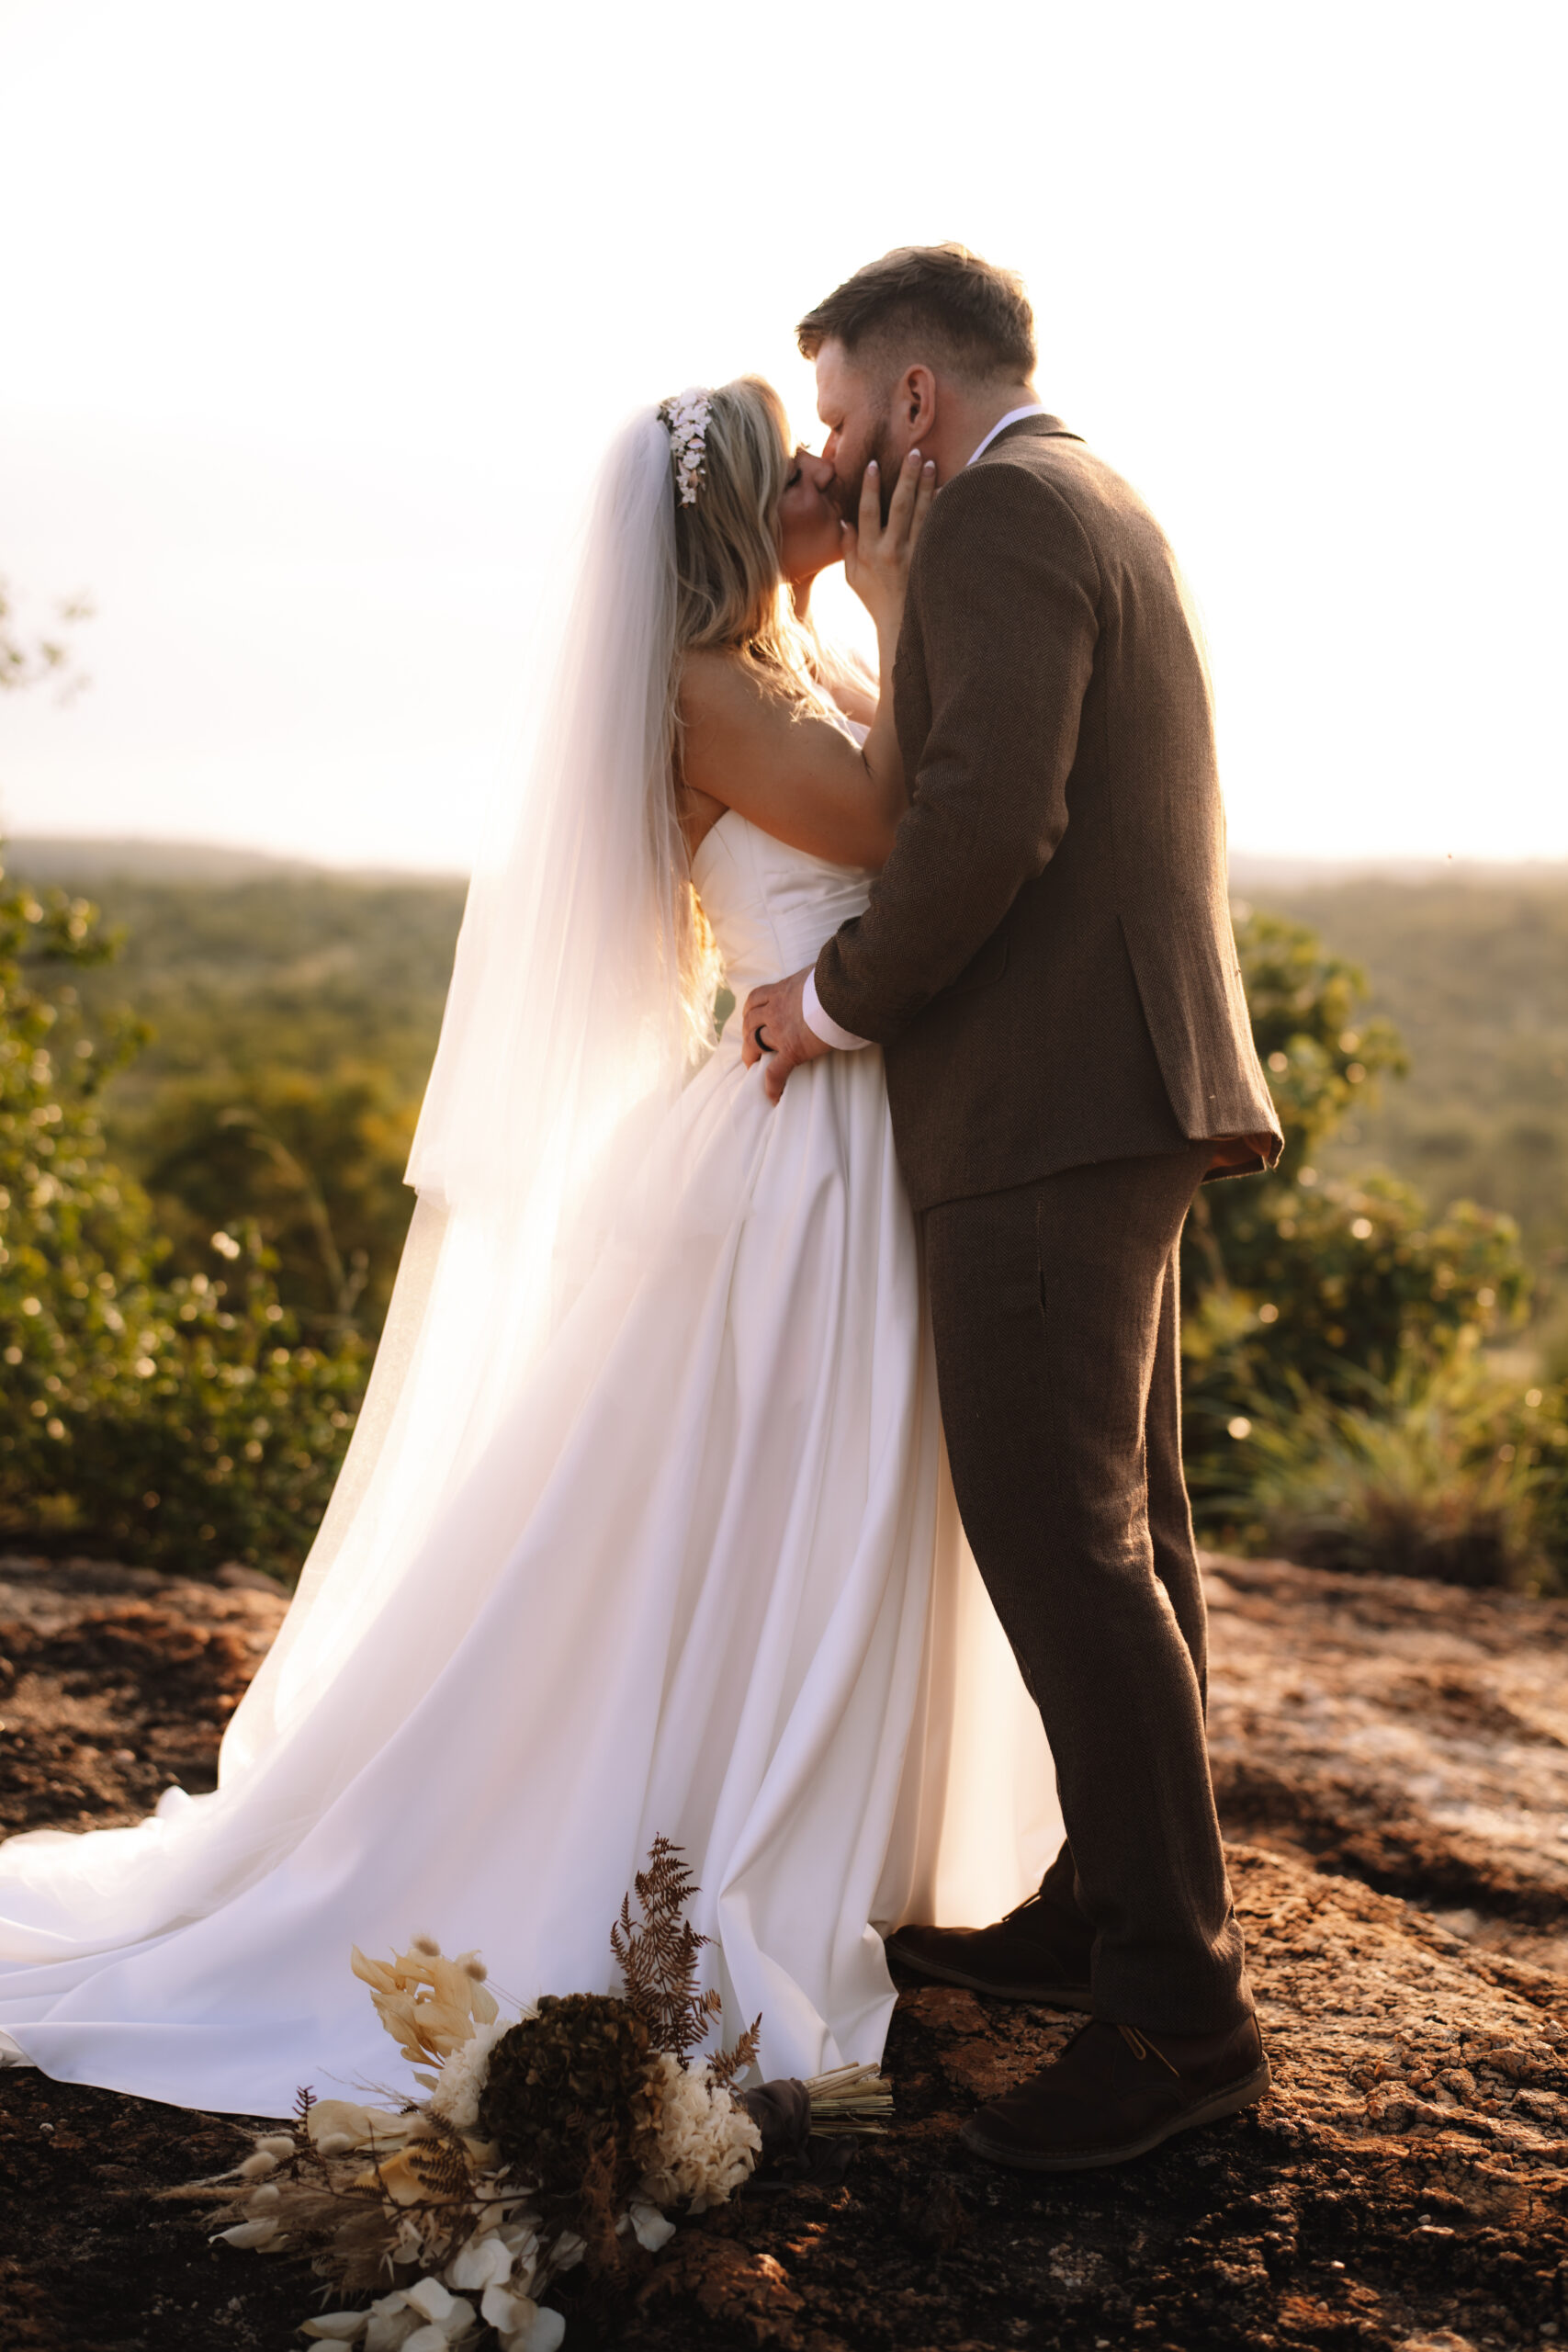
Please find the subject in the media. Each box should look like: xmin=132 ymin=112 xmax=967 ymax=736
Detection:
xmin=802 ymin=971 xmax=872 ymax=1051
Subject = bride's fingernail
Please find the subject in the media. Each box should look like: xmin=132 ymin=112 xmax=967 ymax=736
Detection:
xmin=908 ymin=448 xmax=921 ymax=463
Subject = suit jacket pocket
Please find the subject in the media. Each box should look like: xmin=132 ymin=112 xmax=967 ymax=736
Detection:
xmin=942 ymin=929 xmax=1010 ymax=1001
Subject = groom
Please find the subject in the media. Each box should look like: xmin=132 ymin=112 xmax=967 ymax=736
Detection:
xmin=742 ymin=244 xmax=1283 ymax=2172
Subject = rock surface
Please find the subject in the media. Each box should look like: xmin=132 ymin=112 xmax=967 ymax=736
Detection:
xmin=0 ymin=1552 xmax=288 ymax=1838
xmin=1 ymin=1550 xmax=1565 ymax=2350
xmin=1205 ymin=1552 xmax=1568 ymax=1975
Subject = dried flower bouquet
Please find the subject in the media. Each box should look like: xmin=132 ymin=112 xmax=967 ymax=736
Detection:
xmin=172 ymin=1838 xmax=891 ymax=2349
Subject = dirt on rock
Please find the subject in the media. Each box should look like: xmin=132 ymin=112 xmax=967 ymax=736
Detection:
xmin=0 ymin=1552 xmax=288 ymax=1838
xmin=1204 ymin=1552 xmax=1568 ymax=1973
xmin=2 ymin=1550 xmax=1566 ymax=2351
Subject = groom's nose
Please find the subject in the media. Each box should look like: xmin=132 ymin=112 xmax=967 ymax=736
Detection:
xmin=807 ymin=451 xmax=836 ymax=492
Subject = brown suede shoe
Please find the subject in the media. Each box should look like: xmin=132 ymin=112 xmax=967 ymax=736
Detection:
xmin=961 ymin=2014 xmax=1270 ymax=2171
xmin=886 ymin=1891 xmax=1094 ymax=2009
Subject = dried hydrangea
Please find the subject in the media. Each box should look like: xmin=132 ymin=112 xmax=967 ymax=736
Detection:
xmin=428 ymin=2012 xmax=513 ymax=2132
xmin=637 ymin=2052 xmax=761 ymax=2211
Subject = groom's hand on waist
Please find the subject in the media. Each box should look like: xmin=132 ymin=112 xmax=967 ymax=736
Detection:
xmin=740 ymin=969 xmax=831 ymax=1105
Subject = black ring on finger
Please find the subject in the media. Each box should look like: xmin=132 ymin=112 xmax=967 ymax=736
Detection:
xmin=752 ymin=1023 xmax=773 ymax=1053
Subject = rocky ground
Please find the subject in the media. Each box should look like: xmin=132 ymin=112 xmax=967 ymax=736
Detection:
xmin=2 ymin=1549 xmax=1566 ymax=2352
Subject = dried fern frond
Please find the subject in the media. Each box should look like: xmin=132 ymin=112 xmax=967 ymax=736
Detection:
xmin=709 ymin=2013 xmax=762 ymax=2090
xmin=610 ymin=1836 xmax=719 ymax=2061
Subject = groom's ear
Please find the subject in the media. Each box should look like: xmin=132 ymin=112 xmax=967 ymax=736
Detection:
xmin=898 ymin=366 xmax=939 ymax=440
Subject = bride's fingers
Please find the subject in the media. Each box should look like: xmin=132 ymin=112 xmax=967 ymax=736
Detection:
xmin=909 ymin=458 xmax=937 ymax=546
xmin=883 ymin=447 xmax=924 ymax=548
xmin=857 ymin=458 xmax=881 ymax=548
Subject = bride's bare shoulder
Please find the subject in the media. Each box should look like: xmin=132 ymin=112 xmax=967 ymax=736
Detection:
xmin=677 ymin=647 xmax=779 ymax=729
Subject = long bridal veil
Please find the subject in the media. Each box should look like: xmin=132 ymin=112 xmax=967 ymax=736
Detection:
xmin=0 ymin=403 xmax=1060 ymax=2060
xmin=227 ymin=413 xmax=710 ymax=1775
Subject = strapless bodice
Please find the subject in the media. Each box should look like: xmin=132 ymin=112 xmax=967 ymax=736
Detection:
xmin=691 ymin=813 xmax=874 ymax=1002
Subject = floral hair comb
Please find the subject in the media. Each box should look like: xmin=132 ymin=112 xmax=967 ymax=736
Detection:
xmin=660 ymin=388 xmax=713 ymax=508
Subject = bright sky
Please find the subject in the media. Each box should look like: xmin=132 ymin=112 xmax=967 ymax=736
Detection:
xmin=0 ymin=0 xmax=1562 ymax=873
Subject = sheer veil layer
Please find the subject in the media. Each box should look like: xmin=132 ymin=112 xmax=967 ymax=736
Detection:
xmin=0 ymin=407 xmax=1060 ymax=2109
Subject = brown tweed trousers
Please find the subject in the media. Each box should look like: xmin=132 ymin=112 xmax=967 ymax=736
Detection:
xmin=814 ymin=416 xmax=1282 ymax=2035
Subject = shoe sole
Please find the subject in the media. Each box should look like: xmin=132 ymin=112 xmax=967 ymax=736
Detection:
xmin=959 ymin=2057 xmax=1273 ymax=2172
xmin=886 ymin=1936 xmax=1094 ymax=2013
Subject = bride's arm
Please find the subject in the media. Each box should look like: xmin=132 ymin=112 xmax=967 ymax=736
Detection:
xmin=678 ymin=450 xmax=934 ymax=870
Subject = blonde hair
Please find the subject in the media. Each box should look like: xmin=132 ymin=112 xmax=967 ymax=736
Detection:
xmin=660 ymin=376 xmax=835 ymax=1043
xmin=662 ymin=375 xmax=820 ymax=699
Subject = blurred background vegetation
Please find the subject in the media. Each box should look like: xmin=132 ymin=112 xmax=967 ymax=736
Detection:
xmin=3 ymin=827 xmax=1564 ymax=1593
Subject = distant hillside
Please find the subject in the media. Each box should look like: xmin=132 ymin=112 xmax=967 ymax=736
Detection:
xmin=1244 ymin=870 xmax=1568 ymax=1263
xmin=6 ymin=835 xmax=461 ymax=887
xmin=10 ymin=851 xmax=466 ymax=1114
xmin=11 ymin=837 xmax=1566 ymax=1269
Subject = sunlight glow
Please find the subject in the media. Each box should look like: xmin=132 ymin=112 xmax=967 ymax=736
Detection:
xmin=0 ymin=0 xmax=1562 ymax=869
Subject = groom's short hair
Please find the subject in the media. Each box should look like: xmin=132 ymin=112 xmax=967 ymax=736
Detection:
xmin=796 ymin=244 xmax=1036 ymax=382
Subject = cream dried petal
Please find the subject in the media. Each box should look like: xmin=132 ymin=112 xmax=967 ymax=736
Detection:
xmin=308 ymin=2098 xmax=409 ymax=2149
xmin=446 ymin=2230 xmax=513 ymax=2291
xmin=402 ymin=2278 xmax=457 ymax=2323
xmin=350 ymin=1947 xmax=402 ymax=1996
xmin=502 ymin=2303 xmax=566 ymax=2352
xmin=215 ymin=2217 xmax=281 ymax=2248
xmin=364 ymin=2315 xmax=421 ymax=2352
xmin=626 ymin=2198 xmax=676 ymax=2252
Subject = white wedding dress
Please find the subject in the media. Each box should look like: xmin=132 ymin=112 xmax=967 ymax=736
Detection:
xmin=0 ymin=806 xmax=1061 ymax=2117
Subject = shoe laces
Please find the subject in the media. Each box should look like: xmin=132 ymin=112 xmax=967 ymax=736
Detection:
xmin=1117 ymin=2024 xmax=1180 ymax=2076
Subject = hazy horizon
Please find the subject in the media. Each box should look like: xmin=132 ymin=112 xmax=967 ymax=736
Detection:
xmin=12 ymin=829 xmax=1568 ymax=896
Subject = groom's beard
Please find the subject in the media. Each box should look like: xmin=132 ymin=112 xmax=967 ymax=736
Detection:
xmin=834 ymin=417 xmax=904 ymax=527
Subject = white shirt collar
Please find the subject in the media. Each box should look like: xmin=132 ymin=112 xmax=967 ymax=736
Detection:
xmin=966 ymin=402 xmax=1051 ymax=467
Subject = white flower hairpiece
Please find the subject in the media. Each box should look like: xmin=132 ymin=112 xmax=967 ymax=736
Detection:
xmin=660 ymin=387 xmax=713 ymax=507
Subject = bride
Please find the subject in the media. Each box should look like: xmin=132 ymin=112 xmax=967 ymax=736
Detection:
xmin=0 ymin=379 xmax=1059 ymax=2116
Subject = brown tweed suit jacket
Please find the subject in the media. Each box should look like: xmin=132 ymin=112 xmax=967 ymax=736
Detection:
xmin=813 ymin=414 xmax=1282 ymax=1213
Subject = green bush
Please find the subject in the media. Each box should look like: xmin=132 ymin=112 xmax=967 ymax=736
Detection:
xmin=1204 ymin=1344 xmax=1564 ymax=1592
xmin=0 ymin=856 xmax=366 ymax=1577
xmin=1182 ymin=909 xmax=1559 ymax=1584
xmin=138 ymin=1063 xmax=418 ymax=1335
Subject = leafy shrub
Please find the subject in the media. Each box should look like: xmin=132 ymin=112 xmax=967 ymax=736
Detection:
xmin=1206 ymin=1346 xmax=1564 ymax=1591
xmin=1182 ymin=908 xmax=1559 ymax=1584
xmin=1183 ymin=1170 xmax=1530 ymax=1493
xmin=0 ymin=857 xmax=366 ymax=1577
xmin=138 ymin=1064 xmax=418 ymax=1334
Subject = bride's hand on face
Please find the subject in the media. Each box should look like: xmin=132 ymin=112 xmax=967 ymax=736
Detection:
xmin=842 ymin=448 xmax=936 ymax=635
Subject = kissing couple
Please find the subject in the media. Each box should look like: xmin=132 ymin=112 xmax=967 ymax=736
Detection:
xmin=0 ymin=243 xmax=1282 ymax=2175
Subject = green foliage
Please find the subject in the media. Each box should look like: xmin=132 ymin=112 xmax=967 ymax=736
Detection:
xmin=1183 ymin=909 xmax=1559 ymax=1582
xmin=1204 ymin=1347 xmax=1564 ymax=1593
xmin=0 ymin=579 xmax=92 ymax=700
xmin=7 ymin=838 xmax=1564 ymax=1590
xmin=139 ymin=1066 xmax=418 ymax=1334
xmin=1225 ymin=909 xmax=1406 ymax=1167
xmin=1238 ymin=871 xmax=1568 ymax=1266
xmin=0 ymin=856 xmax=366 ymax=1577
xmin=1184 ymin=1170 xmax=1530 ymax=1459
xmin=4 ymin=855 xmax=462 ymax=1341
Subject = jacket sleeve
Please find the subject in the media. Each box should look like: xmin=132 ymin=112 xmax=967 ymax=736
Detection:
xmin=813 ymin=459 xmax=1100 ymax=1044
